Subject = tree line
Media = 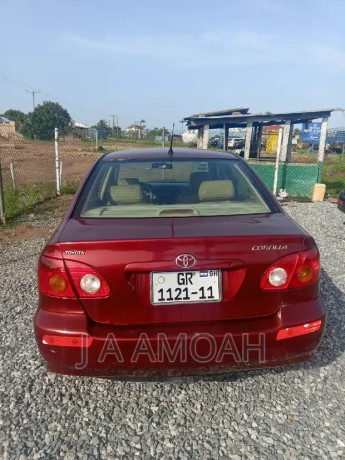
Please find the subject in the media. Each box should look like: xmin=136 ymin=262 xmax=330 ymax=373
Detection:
xmin=1 ymin=102 xmax=71 ymax=140
xmin=1 ymin=102 xmax=170 ymax=141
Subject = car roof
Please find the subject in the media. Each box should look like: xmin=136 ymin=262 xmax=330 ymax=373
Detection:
xmin=102 ymin=148 xmax=240 ymax=162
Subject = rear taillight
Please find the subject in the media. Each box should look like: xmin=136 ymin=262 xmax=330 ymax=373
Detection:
xmin=64 ymin=260 xmax=110 ymax=298
xmin=38 ymin=255 xmax=110 ymax=298
xmin=260 ymin=249 xmax=320 ymax=290
xmin=38 ymin=255 xmax=76 ymax=298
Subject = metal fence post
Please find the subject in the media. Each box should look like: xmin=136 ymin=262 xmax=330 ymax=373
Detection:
xmin=10 ymin=162 xmax=16 ymax=189
xmin=55 ymin=127 xmax=61 ymax=196
xmin=273 ymin=128 xmax=283 ymax=196
xmin=0 ymin=162 xmax=6 ymax=225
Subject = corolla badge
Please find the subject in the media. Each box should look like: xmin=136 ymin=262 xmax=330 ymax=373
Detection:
xmin=252 ymin=245 xmax=288 ymax=251
xmin=176 ymin=254 xmax=197 ymax=269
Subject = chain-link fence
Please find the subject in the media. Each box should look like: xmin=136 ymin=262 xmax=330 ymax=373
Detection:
xmin=0 ymin=125 xmax=344 ymax=223
xmin=0 ymin=136 xmax=56 ymax=222
xmin=0 ymin=128 xmax=181 ymax=223
xmin=197 ymin=125 xmax=345 ymax=199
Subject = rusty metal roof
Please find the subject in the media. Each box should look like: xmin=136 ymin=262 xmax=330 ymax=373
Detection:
xmin=184 ymin=107 xmax=249 ymax=120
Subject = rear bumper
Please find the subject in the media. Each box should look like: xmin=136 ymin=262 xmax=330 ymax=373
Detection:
xmin=34 ymin=298 xmax=326 ymax=377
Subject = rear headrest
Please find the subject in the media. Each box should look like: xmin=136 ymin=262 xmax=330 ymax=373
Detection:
xmin=189 ymin=171 xmax=210 ymax=189
xmin=198 ymin=180 xmax=235 ymax=201
xmin=109 ymin=185 xmax=143 ymax=204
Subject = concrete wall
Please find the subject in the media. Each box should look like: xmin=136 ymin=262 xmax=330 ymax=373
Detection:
xmin=0 ymin=122 xmax=17 ymax=138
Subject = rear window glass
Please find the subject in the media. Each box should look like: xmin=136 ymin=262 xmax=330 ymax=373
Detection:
xmin=75 ymin=158 xmax=274 ymax=218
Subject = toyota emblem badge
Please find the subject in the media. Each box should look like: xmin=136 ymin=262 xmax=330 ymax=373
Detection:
xmin=175 ymin=254 xmax=197 ymax=269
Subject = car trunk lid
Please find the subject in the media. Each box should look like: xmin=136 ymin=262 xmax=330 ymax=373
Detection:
xmin=57 ymin=213 xmax=311 ymax=325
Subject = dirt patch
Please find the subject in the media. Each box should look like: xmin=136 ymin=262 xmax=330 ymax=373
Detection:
xmin=0 ymin=138 xmax=159 ymax=188
xmin=0 ymin=225 xmax=47 ymax=245
xmin=0 ymin=194 xmax=74 ymax=245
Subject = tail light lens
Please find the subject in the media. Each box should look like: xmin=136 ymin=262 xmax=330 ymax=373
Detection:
xmin=38 ymin=255 xmax=110 ymax=298
xmin=38 ymin=256 xmax=76 ymax=298
xmin=260 ymin=249 xmax=320 ymax=290
xmin=64 ymin=260 xmax=110 ymax=298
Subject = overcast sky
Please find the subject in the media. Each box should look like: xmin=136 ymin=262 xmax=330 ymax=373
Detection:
xmin=1 ymin=0 xmax=345 ymax=129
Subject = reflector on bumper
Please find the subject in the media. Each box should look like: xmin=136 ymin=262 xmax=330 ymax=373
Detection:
xmin=276 ymin=319 xmax=322 ymax=341
xmin=42 ymin=335 xmax=93 ymax=347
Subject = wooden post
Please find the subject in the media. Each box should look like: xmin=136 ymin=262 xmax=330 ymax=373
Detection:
xmin=10 ymin=162 xmax=16 ymax=189
xmin=317 ymin=117 xmax=328 ymax=182
xmin=281 ymin=120 xmax=292 ymax=162
xmin=0 ymin=163 xmax=6 ymax=225
xmin=223 ymin=124 xmax=229 ymax=152
xmin=244 ymin=122 xmax=253 ymax=160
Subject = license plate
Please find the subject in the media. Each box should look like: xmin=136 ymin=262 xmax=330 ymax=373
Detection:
xmin=151 ymin=270 xmax=222 ymax=305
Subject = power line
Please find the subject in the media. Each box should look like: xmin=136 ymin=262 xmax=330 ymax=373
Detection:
xmin=0 ymin=72 xmax=112 ymax=119
xmin=0 ymin=74 xmax=35 ymax=91
xmin=0 ymin=91 xmax=29 ymax=101
xmin=110 ymin=114 xmax=119 ymax=138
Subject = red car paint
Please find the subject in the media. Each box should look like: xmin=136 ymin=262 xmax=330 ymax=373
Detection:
xmin=34 ymin=149 xmax=326 ymax=377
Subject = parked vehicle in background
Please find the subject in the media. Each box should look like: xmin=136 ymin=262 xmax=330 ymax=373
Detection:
xmin=229 ymin=138 xmax=245 ymax=148
xmin=326 ymin=143 xmax=344 ymax=154
xmin=35 ymin=147 xmax=326 ymax=377
xmin=338 ymin=190 xmax=345 ymax=212
xmin=209 ymin=137 xmax=246 ymax=150
xmin=209 ymin=136 xmax=221 ymax=147
xmin=232 ymin=139 xmax=245 ymax=149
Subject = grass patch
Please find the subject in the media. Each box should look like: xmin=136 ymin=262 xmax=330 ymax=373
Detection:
xmin=323 ymin=178 xmax=345 ymax=197
xmin=3 ymin=183 xmax=56 ymax=222
xmin=61 ymin=182 xmax=80 ymax=195
xmin=323 ymin=155 xmax=345 ymax=196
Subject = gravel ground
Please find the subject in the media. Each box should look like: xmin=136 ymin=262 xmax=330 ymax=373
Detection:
xmin=0 ymin=201 xmax=344 ymax=459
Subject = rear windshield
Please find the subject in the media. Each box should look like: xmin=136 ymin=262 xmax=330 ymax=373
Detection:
xmin=75 ymin=158 xmax=274 ymax=218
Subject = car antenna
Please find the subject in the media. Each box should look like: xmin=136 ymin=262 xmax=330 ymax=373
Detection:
xmin=168 ymin=123 xmax=174 ymax=158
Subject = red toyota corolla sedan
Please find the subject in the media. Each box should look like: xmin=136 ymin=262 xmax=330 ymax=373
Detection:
xmin=35 ymin=148 xmax=326 ymax=376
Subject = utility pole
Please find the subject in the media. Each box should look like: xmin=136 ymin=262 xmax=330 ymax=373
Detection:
xmin=110 ymin=115 xmax=117 ymax=137
xmin=26 ymin=89 xmax=41 ymax=110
